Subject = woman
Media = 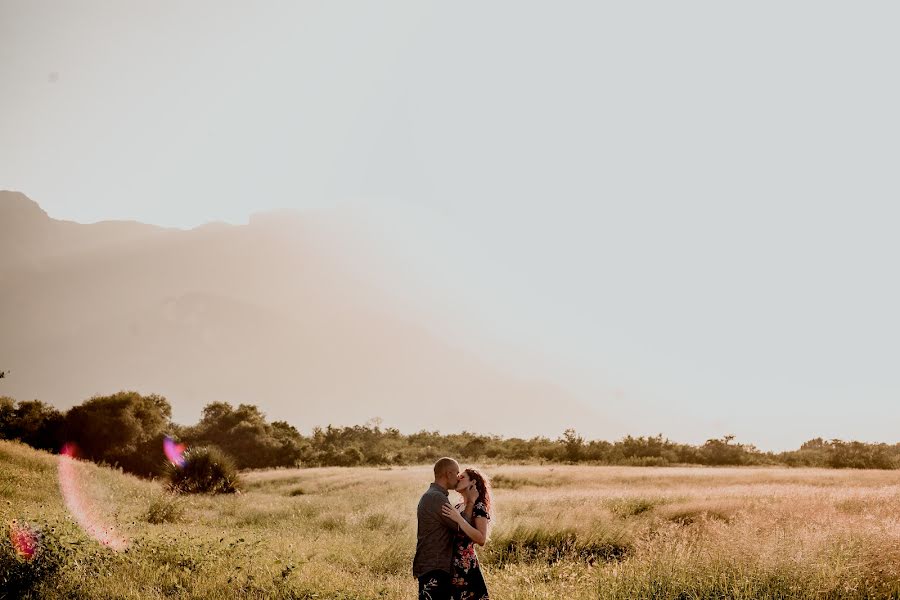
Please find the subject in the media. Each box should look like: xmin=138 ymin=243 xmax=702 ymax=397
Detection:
xmin=441 ymin=468 xmax=493 ymax=600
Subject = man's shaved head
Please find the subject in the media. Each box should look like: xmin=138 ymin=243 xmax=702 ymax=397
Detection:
xmin=433 ymin=457 xmax=460 ymax=480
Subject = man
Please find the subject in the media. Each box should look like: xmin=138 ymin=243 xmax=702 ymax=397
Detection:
xmin=413 ymin=456 xmax=464 ymax=600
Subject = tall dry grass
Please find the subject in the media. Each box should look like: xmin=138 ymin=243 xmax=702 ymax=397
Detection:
xmin=4 ymin=440 xmax=900 ymax=598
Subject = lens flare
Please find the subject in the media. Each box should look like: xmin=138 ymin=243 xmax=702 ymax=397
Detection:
xmin=57 ymin=443 xmax=128 ymax=551
xmin=8 ymin=520 xmax=41 ymax=561
xmin=163 ymin=436 xmax=187 ymax=468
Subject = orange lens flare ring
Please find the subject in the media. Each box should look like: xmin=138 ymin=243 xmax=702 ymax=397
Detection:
xmin=57 ymin=443 xmax=128 ymax=551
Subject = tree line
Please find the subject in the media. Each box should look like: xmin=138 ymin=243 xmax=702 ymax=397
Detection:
xmin=1 ymin=390 xmax=899 ymax=477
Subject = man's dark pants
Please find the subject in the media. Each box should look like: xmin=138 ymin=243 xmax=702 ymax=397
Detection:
xmin=417 ymin=569 xmax=452 ymax=600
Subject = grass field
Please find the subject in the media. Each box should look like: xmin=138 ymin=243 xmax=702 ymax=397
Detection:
xmin=4 ymin=439 xmax=900 ymax=599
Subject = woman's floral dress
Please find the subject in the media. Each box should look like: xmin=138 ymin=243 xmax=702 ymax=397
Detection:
xmin=450 ymin=501 xmax=490 ymax=600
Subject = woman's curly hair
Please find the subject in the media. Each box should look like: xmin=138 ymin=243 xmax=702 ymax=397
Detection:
xmin=463 ymin=468 xmax=493 ymax=519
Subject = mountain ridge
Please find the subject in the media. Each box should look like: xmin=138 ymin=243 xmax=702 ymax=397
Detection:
xmin=0 ymin=192 xmax=597 ymax=436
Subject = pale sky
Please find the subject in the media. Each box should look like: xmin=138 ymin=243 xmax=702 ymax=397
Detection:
xmin=2 ymin=2 xmax=899 ymax=450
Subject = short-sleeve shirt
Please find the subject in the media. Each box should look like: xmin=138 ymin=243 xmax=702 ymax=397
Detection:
xmin=413 ymin=483 xmax=459 ymax=578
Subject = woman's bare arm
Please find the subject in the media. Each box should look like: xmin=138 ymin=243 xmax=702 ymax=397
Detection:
xmin=441 ymin=505 xmax=489 ymax=546
xmin=472 ymin=516 xmax=489 ymax=547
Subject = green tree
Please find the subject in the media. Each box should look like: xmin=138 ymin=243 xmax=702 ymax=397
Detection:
xmin=10 ymin=400 xmax=63 ymax=451
xmin=701 ymin=435 xmax=748 ymax=466
xmin=185 ymin=402 xmax=304 ymax=469
xmin=0 ymin=396 xmax=15 ymax=433
xmin=0 ymin=397 xmax=64 ymax=452
xmin=63 ymin=391 xmax=173 ymax=476
xmin=561 ymin=428 xmax=584 ymax=462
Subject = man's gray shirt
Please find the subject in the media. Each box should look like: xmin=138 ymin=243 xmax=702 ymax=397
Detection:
xmin=412 ymin=482 xmax=460 ymax=578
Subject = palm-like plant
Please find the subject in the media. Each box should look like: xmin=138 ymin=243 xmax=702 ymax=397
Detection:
xmin=165 ymin=446 xmax=241 ymax=494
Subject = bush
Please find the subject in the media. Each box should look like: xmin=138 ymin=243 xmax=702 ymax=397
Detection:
xmin=144 ymin=493 xmax=186 ymax=523
xmin=165 ymin=446 xmax=241 ymax=494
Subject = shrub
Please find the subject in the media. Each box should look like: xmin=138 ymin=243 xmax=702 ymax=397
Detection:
xmin=144 ymin=493 xmax=186 ymax=523
xmin=165 ymin=446 xmax=241 ymax=494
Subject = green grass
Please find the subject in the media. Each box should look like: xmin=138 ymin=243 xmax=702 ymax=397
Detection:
xmin=5 ymin=440 xmax=900 ymax=598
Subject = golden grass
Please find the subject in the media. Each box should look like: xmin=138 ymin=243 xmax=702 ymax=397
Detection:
xmin=4 ymin=440 xmax=900 ymax=598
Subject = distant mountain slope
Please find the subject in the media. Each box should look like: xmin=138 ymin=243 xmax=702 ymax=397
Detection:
xmin=0 ymin=191 xmax=167 ymax=273
xmin=0 ymin=191 xmax=596 ymax=435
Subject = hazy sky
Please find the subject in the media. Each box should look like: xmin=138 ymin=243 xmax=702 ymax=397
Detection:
xmin=3 ymin=2 xmax=899 ymax=450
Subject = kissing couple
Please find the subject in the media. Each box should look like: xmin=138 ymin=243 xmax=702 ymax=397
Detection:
xmin=413 ymin=457 xmax=493 ymax=600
